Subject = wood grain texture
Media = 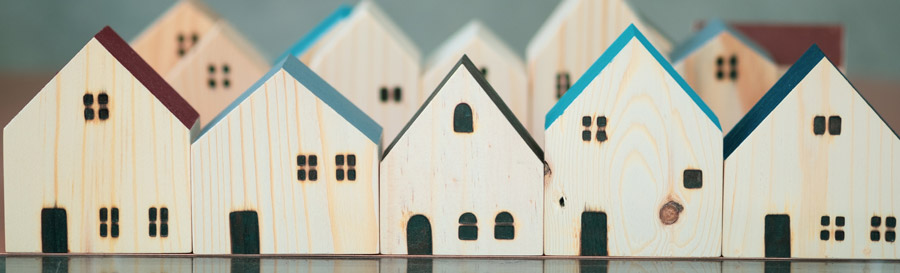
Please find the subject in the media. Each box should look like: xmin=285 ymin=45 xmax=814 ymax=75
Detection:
xmin=526 ymin=0 xmax=672 ymax=146
xmin=674 ymin=32 xmax=777 ymax=133
xmin=380 ymin=61 xmax=544 ymax=255
xmin=543 ymin=39 xmax=722 ymax=257
xmin=381 ymin=258 xmax=542 ymax=273
xmin=131 ymin=0 xmax=218 ymax=75
xmin=5 ymin=257 xmax=192 ymax=273
xmin=3 ymin=38 xmax=196 ymax=253
xmin=308 ymin=1 xmax=421 ymax=145
xmin=723 ymin=58 xmax=900 ymax=258
xmin=191 ymin=69 xmax=380 ymax=254
xmin=422 ymin=21 xmax=529 ymax=129
xmin=194 ymin=258 xmax=379 ymax=273
xmin=165 ymin=21 xmax=269 ymax=127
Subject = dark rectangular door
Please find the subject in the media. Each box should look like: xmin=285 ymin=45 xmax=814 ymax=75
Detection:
xmin=580 ymin=211 xmax=608 ymax=256
xmin=41 ymin=208 xmax=68 ymax=253
xmin=765 ymin=214 xmax=791 ymax=258
xmin=229 ymin=211 xmax=260 ymax=254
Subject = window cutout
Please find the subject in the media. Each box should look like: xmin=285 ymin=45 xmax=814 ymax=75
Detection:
xmin=873 ymin=216 xmax=882 ymax=227
xmin=223 ymin=64 xmax=230 ymax=74
xmin=836 ymin=216 xmax=845 ymax=227
xmin=149 ymin=223 xmax=157 ymax=237
xmin=556 ymin=72 xmax=570 ymax=99
xmin=161 ymin=208 xmax=168 ymax=222
xmin=100 ymin=208 xmax=108 ymax=222
xmin=394 ymin=87 xmax=402 ymax=102
xmin=347 ymin=155 xmax=356 ymax=166
xmin=887 ymin=217 xmax=896 ymax=228
xmin=111 ymin=207 xmax=119 ymax=238
xmin=149 ymin=208 xmax=157 ymax=222
xmin=480 ymin=67 xmax=487 ymax=77
xmin=821 ymin=216 xmax=830 ymax=226
xmin=835 ymin=230 xmax=845 ymax=241
xmin=872 ymin=230 xmax=881 ymax=242
xmin=101 ymin=223 xmax=108 ymax=237
xmin=297 ymin=155 xmax=306 ymax=166
xmin=887 ymin=231 xmax=896 ymax=242
xmin=596 ymin=116 xmax=607 ymax=127
xmin=494 ymin=212 xmax=515 ymax=240
xmin=99 ymin=208 xmax=108 ymax=238
xmin=98 ymin=108 xmax=109 ymax=120
xmin=582 ymin=116 xmax=591 ymax=127
xmin=716 ymin=57 xmax=724 ymax=80
xmin=309 ymin=170 xmax=318 ymax=181
xmin=208 ymin=79 xmax=216 ymax=88
xmin=453 ymin=103 xmax=474 ymax=133
xmin=191 ymin=33 xmax=199 ymax=43
xmin=380 ymin=87 xmax=389 ymax=102
xmin=347 ymin=169 xmax=356 ymax=181
xmin=83 ymin=94 xmax=94 ymax=106
xmin=98 ymin=93 xmax=108 ymax=105
xmin=730 ymin=55 xmax=738 ymax=80
xmin=458 ymin=213 xmax=478 ymax=240
xmin=582 ymin=130 xmax=591 ymax=141
xmin=595 ymin=131 xmax=607 ymax=142
xmin=161 ymin=223 xmax=169 ymax=237
xmin=223 ymin=79 xmax=230 ymax=88
xmin=813 ymin=116 xmax=826 ymax=135
xmin=298 ymin=169 xmax=306 ymax=181
xmin=828 ymin=116 xmax=841 ymax=135
xmin=820 ymin=230 xmax=829 ymax=241
xmin=84 ymin=108 xmax=95 ymax=120
xmin=336 ymin=155 xmax=345 ymax=166
xmin=336 ymin=169 xmax=344 ymax=181
xmin=309 ymin=155 xmax=318 ymax=166
xmin=683 ymin=169 xmax=703 ymax=189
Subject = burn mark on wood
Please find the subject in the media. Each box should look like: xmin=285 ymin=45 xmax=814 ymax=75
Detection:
xmin=659 ymin=201 xmax=684 ymax=225
xmin=764 ymin=214 xmax=791 ymax=258
xmin=229 ymin=211 xmax=260 ymax=254
xmin=406 ymin=214 xmax=432 ymax=255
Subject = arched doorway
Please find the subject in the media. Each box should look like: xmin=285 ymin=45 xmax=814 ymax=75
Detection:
xmin=407 ymin=214 xmax=432 ymax=255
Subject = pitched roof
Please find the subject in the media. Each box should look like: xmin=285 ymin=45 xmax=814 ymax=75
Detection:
xmin=280 ymin=4 xmax=353 ymax=60
xmin=345 ymin=0 xmax=420 ymax=61
xmin=724 ymin=45 xmax=898 ymax=159
xmin=426 ymin=20 xmax=524 ymax=71
xmin=383 ymin=55 xmax=543 ymax=161
xmin=95 ymin=26 xmax=199 ymax=128
xmin=544 ymin=24 xmax=720 ymax=131
xmin=196 ymin=56 xmax=382 ymax=145
xmin=670 ymin=19 xmax=772 ymax=63
xmin=729 ymin=23 xmax=844 ymax=67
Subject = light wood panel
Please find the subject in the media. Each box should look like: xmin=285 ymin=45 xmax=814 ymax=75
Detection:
xmin=422 ymin=21 xmax=529 ymax=128
xmin=543 ymin=39 xmax=722 ymax=256
xmin=132 ymin=0 xmax=218 ymax=75
xmin=526 ymin=0 xmax=672 ymax=146
xmin=674 ymin=32 xmax=778 ymax=133
xmin=191 ymin=69 xmax=380 ymax=254
xmin=309 ymin=1 xmax=421 ymax=145
xmin=723 ymin=58 xmax=900 ymax=258
xmin=165 ymin=21 xmax=269 ymax=127
xmin=5 ymin=257 xmax=192 ymax=273
xmin=3 ymin=38 xmax=195 ymax=253
xmin=380 ymin=61 xmax=544 ymax=255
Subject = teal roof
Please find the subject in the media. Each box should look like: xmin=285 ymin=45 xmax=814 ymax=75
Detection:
xmin=544 ymin=24 xmax=721 ymax=131
xmin=670 ymin=19 xmax=773 ymax=63
xmin=276 ymin=4 xmax=353 ymax=62
xmin=196 ymin=56 xmax=382 ymax=146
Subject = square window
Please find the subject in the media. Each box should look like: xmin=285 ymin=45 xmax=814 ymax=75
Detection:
xmin=582 ymin=130 xmax=591 ymax=141
xmin=872 ymin=216 xmax=882 ymax=227
xmin=347 ymin=155 xmax=356 ymax=166
xmin=100 ymin=223 xmax=108 ymax=237
xmin=835 ymin=230 xmax=845 ymax=241
xmin=309 ymin=170 xmax=318 ymax=181
xmin=821 ymin=216 xmax=830 ymax=226
xmin=596 ymin=116 xmax=607 ymax=127
xmin=836 ymin=216 xmax=845 ymax=227
xmin=829 ymin=116 xmax=841 ymax=135
xmin=820 ymin=230 xmax=829 ymax=241
xmin=297 ymin=169 xmax=306 ymax=181
xmin=149 ymin=208 xmax=157 ymax=222
xmin=98 ymin=93 xmax=109 ymax=105
xmin=335 ymin=155 xmax=344 ymax=166
xmin=336 ymin=169 xmax=344 ymax=181
xmin=813 ymin=116 xmax=826 ymax=135
xmin=887 ymin=217 xmax=896 ymax=228
xmin=596 ymin=130 xmax=607 ymax=142
xmin=458 ymin=226 xmax=478 ymax=241
xmin=84 ymin=108 xmax=95 ymax=120
xmin=100 ymin=208 xmax=108 ymax=222
xmin=683 ymin=169 xmax=703 ymax=189
xmin=887 ymin=231 xmax=896 ymax=242
xmin=582 ymin=116 xmax=591 ymax=127
xmin=98 ymin=108 xmax=109 ymax=120
xmin=83 ymin=94 xmax=94 ymax=106
xmin=161 ymin=223 xmax=168 ymax=237
xmin=348 ymin=169 xmax=356 ymax=181
xmin=297 ymin=155 xmax=306 ymax=166
xmin=149 ymin=223 xmax=157 ymax=237
xmin=160 ymin=208 xmax=168 ymax=222
xmin=872 ymin=230 xmax=881 ymax=241
xmin=309 ymin=155 xmax=318 ymax=166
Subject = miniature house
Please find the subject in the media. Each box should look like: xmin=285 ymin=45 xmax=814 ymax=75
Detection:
xmin=286 ymin=0 xmax=421 ymax=145
xmin=380 ymin=56 xmax=544 ymax=255
xmin=3 ymin=27 xmax=199 ymax=253
xmin=543 ymin=25 xmax=722 ymax=257
xmin=726 ymin=22 xmax=844 ymax=75
xmin=421 ymin=20 xmax=528 ymax=128
xmin=670 ymin=19 xmax=778 ymax=133
xmin=132 ymin=0 xmax=269 ymax=127
xmin=723 ymin=45 xmax=900 ymax=259
xmin=526 ymin=0 xmax=672 ymax=146
xmin=190 ymin=56 xmax=382 ymax=254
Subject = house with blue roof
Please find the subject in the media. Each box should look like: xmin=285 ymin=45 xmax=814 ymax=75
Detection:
xmin=543 ymin=25 xmax=722 ymax=257
xmin=190 ymin=56 xmax=382 ymax=254
xmin=671 ymin=19 xmax=778 ymax=132
xmin=723 ymin=45 xmax=900 ymax=259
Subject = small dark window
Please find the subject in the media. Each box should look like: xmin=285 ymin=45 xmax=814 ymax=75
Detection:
xmin=336 ymin=169 xmax=344 ymax=181
xmin=297 ymin=155 xmax=306 ymax=166
xmin=309 ymin=155 xmax=318 ymax=166
xmin=596 ymin=116 xmax=607 ymax=127
xmin=100 ymin=223 xmax=108 ymax=237
xmin=298 ymin=169 xmax=306 ymax=181
xmin=161 ymin=223 xmax=169 ymax=237
xmin=98 ymin=108 xmax=109 ymax=120
xmin=458 ymin=213 xmax=478 ymax=240
xmin=83 ymin=94 xmax=94 ymax=106
xmin=887 ymin=217 xmax=897 ymax=228
xmin=480 ymin=67 xmax=488 ymax=77
xmin=380 ymin=87 xmax=389 ymax=102
xmin=835 ymin=230 xmax=845 ymax=241
xmin=161 ymin=208 xmax=168 ymax=222
xmin=208 ymin=65 xmax=216 ymax=73
xmin=393 ymin=87 xmax=402 ymax=102
xmin=99 ymin=208 xmax=108 ymax=237
xmin=453 ymin=103 xmax=474 ymax=133
xmin=494 ymin=212 xmax=514 ymax=240
xmin=100 ymin=208 xmax=108 ymax=222
xmin=556 ymin=72 xmax=570 ymax=99
xmin=873 ymin=216 xmax=882 ymax=227
xmin=820 ymin=230 xmax=829 ymax=240
xmin=111 ymin=223 xmax=119 ymax=238
xmin=828 ymin=116 xmax=841 ymax=135
xmin=715 ymin=57 xmax=724 ymax=80
xmin=347 ymin=169 xmax=356 ymax=181
xmin=582 ymin=130 xmax=591 ymax=141
xmin=309 ymin=170 xmax=318 ymax=181
xmin=98 ymin=93 xmax=108 ymax=105
xmin=149 ymin=223 xmax=157 ymax=237
xmin=222 ymin=64 xmax=230 ymax=74
xmin=177 ymin=34 xmax=185 ymax=42
xmin=111 ymin=207 xmax=119 ymax=238
xmin=223 ymin=79 xmax=230 ymax=88
xmin=347 ymin=155 xmax=356 ymax=166
xmin=821 ymin=216 xmax=830 ymax=226
xmin=683 ymin=169 xmax=703 ymax=189
xmin=149 ymin=208 xmax=157 ymax=222
xmin=111 ymin=208 xmax=119 ymax=223
xmin=595 ymin=131 xmax=607 ymax=142
xmin=729 ymin=55 xmax=738 ymax=80
xmin=191 ymin=33 xmax=199 ymax=43
xmin=582 ymin=116 xmax=591 ymax=127
xmin=887 ymin=231 xmax=896 ymax=242
xmin=85 ymin=108 xmax=95 ymax=120
xmin=836 ymin=216 xmax=845 ymax=227
xmin=872 ymin=230 xmax=881 ymax=241
xmin=336 ymin=155 xmax=345 ymax=166
xmin=596 ymin=116 xmax=608 ymax=142
xmin=208 ymin=79 xmax=216 ymax=88
xmin=813 ymin=116 xmax=826 ymax=135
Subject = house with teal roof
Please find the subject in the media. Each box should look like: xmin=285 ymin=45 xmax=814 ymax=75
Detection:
xmin=723 ymin=45 xmax=900 ymax=259
xmin=671 ymin=19 xmax=778 ymax=132
xmin=280 ymin=4 xmax=354 ymax=63
xmin=543 ymin=25 xmax=723 ymax=257
xmin=190 ymin=56 xmax=382 ymax=255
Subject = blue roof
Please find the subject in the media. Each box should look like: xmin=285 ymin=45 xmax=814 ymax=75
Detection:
xmin=669 ymin=19 xmax=772 ymax=63
xmin=196 ymin=56 xmax=382 ymax=145
xmin=544 ymin=24 xmax=721 ymax=131
xmin=275 ymin=4 xmax=354 ymax=62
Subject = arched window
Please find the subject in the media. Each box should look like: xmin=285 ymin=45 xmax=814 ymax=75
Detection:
xmin=494 ymin=212 xmax=515 ymax=240
xmin=458 ymin=212 xmax=477 ymax=240
xmin=453 ymin=103 xmax=474 ymax=133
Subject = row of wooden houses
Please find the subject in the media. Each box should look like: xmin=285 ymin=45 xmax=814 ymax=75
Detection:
xmin=3 ymin=0 xmax=896 ymax=260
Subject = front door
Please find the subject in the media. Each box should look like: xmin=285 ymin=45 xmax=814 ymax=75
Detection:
xmin=41 ymin=208 xmax=68 ymax=253
xmin=406 ymin=214 xmax=432 ymax=255
xmin=580 ymin=211 xmax=608 ymax=256
xmin=229 ymin=211 xmax=260 ymax=254
xmin=765 ymin=214 xmax=791 ymax=258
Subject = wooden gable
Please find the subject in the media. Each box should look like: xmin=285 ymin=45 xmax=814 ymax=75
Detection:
xmin=132 ymin=0 xmax=219 ymax=75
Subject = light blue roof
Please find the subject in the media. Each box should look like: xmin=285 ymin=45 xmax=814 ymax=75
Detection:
xmin=670 ymin=19 xmax=772 ymax=64
xmin=275 ymin=4 xmax=354 ymax=62
xmin=196 ymin=56 xmax=382 ymax=146
xmin=544 ymin=24 xmax=721 ymax=131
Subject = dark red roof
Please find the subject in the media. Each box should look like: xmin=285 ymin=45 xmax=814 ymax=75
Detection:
xmin=729 ymin=23 xmax=844 ymax=67
xmin=94 ymin=26 xmax=199 ymax=128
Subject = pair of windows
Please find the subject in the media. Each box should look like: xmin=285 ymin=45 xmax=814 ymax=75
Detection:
xmin=99 ymin=207 xmax=119 ymax=238
xmin=149 ymin=207 xmax=170 ymax=238
xmin=208 ymin=64 xmax=231 ymax=89
xmin=580 ymin=116 xmax=607 ymax=142
xmin=335 ymin=154 xmax=357 ymax=181
xmin=813 ymin=115 xmax=841 ymax=135
xmin=297 ymin=154 xmax=319 ymax=181
xmin=820 ymin=215 xmax=846 ymax=241
xmin=380 ymin=86 xmax=402 ymax=103
xmin=556 ymin=72 xmax=571 ymax=99
xmin=716 ymin=55 xmax=738 ymax=81
xmin=457 ymin=212 xmax=515 ymax=240
xmin=83 ymin=93 xmax=110 ymax=121
xmin=871 ymin=216 xmax=897 ymax=242
xmin=176 ymin=33 xmax=199 ymax=57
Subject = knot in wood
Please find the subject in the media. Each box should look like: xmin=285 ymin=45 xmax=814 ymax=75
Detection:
xmin=659 ymin=201 xmax=684 ymax=225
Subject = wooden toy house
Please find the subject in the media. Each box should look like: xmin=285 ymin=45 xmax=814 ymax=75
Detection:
xmin=726 ymin=23 xmax=845 ymax=75
xmin=132 ymin=0 xmax=269 ymax=127
xmin=421 ymin=20 xmax=528 ymax=128
xmin=380 ymin=56 xmax=544 ymax=255
xmin=671 ymin=19 xmax=778 ymax=132
xmin=723 ymin=45 xmax=900 ymax=259
xmin=281 ymin=4 xmax=354 ymax=64
xmin=526 ymin=0 xmax=672 ymax=146
xmin=190 ymin=56 xmax=382 ymax=254
xmin=543 ymin=25 xmax=722 ymax=257
xmin=289 ymin=0 xmax=421 ymax=145
xmin=3 ymin=27 xmax=199 ymax=253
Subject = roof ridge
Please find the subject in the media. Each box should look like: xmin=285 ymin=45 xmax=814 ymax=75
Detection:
xmin=280 ymin=4 xmax=354 ymax=61
xmin=670 ymin=19 xmax=773 ymax=63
